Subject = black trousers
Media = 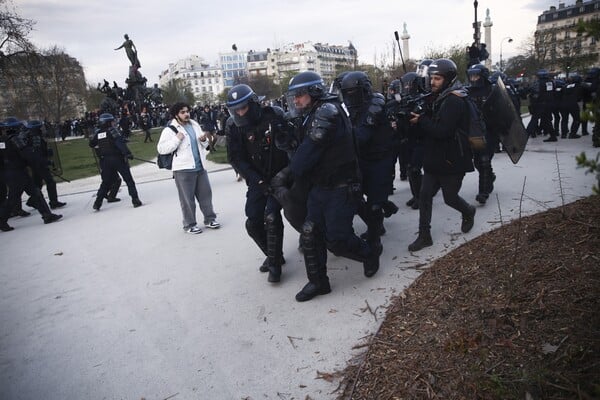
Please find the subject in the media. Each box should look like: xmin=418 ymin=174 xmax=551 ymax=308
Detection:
xmin=418 ymin=172 xmax=471 ymax=233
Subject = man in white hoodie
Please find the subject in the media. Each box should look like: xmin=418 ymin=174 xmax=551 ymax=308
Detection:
xmin=157 ymin=102 xmax=220 ymax=234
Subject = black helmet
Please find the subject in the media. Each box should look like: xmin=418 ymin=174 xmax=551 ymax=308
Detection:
xmin=287 ymin=71 xmax=326 ymax=99
xmin=286 ymin=71 xmax=326 ymax=117
xmin=467 ymin=64 xmax=490 ymax=88
xmin=428 ymin=58 xmax=458 ymax=87
xmin=25 ymin=120 xmax=43 ymax=129
xmin=489 ymin=70 xmax=507 ymax=85
xmin=340 ymin=71 xmax=372 ymax=111
xmin=400 ymin=72 xmax=421 ymax=96
xmin=330 ymin=71 xmax=350 ymax=95
xmin=226 ymin=84 xmax=261 ymax=127
xmin=98 ymin=113 xmax=115 ymax=129
xmin=3 ymin=116 xmax=23 ymax=128
xmin=387 ymin=79 xmax=402 ymax=100
xmin=536 ymin=69 xmax=550 ymax=79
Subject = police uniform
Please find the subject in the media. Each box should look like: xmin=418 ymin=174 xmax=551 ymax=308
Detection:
xmin=89 ymin=116 xmax=141 ymax=210
xmin=225 ymin=86 xmax=289 ymax=282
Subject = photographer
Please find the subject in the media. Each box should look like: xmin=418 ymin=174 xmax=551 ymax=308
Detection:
xmin=408 ymin=59 xmax=476 ymax=252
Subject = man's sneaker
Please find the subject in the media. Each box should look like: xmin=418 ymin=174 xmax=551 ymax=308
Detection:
xmin=205 ymin=221 xmax=221 ymax=229
xmin=49 ymin=201 xmax=66 ymax=209
xmin=461 ymin=205 xmax=476 ymax=233
xmin=185 ymin=225 xmax=203 ymax=234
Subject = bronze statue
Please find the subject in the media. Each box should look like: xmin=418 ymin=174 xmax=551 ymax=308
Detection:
xmin=115 ymin=34 xmax=140 ymax=68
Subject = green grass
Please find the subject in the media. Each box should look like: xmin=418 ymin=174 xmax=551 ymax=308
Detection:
xmin=53 ymin=128 xmax=230 ymax=182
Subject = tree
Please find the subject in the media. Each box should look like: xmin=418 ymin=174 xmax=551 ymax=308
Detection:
xmin=161 ymin=79 xmax=195 ymax=106
xmin=424 ymin=44 xmax=470 ymax=83
xmin=1 ymin=46 xmax=87 ymax=121
xmin=0 ymin=0 xmax=35 ymax=64
xmin=248 ymin=74 xmax=280 ymax=100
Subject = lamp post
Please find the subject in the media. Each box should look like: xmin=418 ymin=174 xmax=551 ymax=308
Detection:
xmin=500 ymin=36 xmax=513 ymax=72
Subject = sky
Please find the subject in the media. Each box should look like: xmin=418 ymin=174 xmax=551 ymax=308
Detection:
xmin=15 ymin=0 xmax=557 ymax=87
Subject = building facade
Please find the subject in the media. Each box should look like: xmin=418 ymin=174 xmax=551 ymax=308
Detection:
xmin=266 ymin=41 xmax=357 ymax=85
xmin=535 ymin=0 xmax=600 ymax=73
xmin=219 ymin=51 xmax=248 ymax=87
xmin=158 ymin=55 xmax=225 ymax=105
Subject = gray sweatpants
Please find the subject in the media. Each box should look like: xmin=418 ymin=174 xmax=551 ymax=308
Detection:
xmin=173 ymin=169 xmax=217 ymax=229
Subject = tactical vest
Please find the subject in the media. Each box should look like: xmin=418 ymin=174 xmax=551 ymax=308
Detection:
xmin=231 ymin=107 xmax=289 ymax=180
xmin=95 ymin=128 xmax=121 ymax=157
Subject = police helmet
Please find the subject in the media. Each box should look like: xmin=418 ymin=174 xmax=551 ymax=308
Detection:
xmin=25 ymin=120 xmax=43 ymax=129
xmin=340 ymin=71 xmax=373 ymax=110
xmin=400 ymin=72 xmax=421 ymax=97
xmin=98 ymin=113 xmax=115 ymax=129
xmin=536 ymin=69 xmax=550 ymax=79
xmin=286 ymin=71 xmax=326 ymax=117
xmin=287 ymin=71 xmax=326 ymax=99
xmin=226 ymin=84 xmax=261 ymax=127
xmin=489 ymin=70 xmax=507 ymax=85
xmin=387 ymin=79 xmax=402 ymax=101
xmin=428 ymin=58 xmax=458 ymax=87
xmin=467 ymin=64 xmax=490 ymax=87
xmin=3 ymin=117 xmax=23 ymax=128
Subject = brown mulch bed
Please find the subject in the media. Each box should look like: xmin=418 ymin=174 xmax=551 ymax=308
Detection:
xmin=337 ymin=196 xmax=600 ymax=400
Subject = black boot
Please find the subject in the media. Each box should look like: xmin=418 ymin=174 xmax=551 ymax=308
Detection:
xmin=106 ymin=197 xmax=121 ymax=203
xmin=93 ymin=199 xmax=102 ymax=211
xmin=295 ymin=277 xmax=331 ymax=302
xmin=408 ymin=231 xmax=433 ymax=252
xmin=363 ymin=242 xmax=382 ymax=277
xmin=132 ymin=198 xmax=142 ymax=208
xmin=268 ymin=265 xmax=282 ymax=283
xmin=461 ymin=205 xmax=476 ymax=233
xmin=1 ymin=220 xmax=14 ymax=232
xmin=382 ymin=200 xmax=398 ymax=218
xmin=43 ymin=213 xmax=62 ymax=224
xmin=296 ymin=222 xmax=330 ymax=302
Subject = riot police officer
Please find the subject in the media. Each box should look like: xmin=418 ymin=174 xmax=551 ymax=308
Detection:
xmin=340 ymin=71 xmax=395 ymax=250
xmin=0 ymin=117 xmax=62 ymax=231
xmin=466 ymin=64 xmax=496 ymax=204
xmin=531 ymin=69 xmax=557 ymax=142
xmin=89 ymin=113 xmax=142 ymax=211
xmin=23 ymin=120 xmax=67 ymax=209
xmin=225 ymin=84 xmax=289 ymax=283
xmin=285 ymin=71 xmax=382 ymax=302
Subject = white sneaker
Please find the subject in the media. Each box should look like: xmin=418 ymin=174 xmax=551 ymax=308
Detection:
xmin=205 ymin=221 xmax=221 ymax=229
xmin=185 ymin=225 xmax=203 ymax=234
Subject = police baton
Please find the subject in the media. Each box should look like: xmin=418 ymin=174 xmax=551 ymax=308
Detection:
xmin=133 ymin=156 xmax=156 ymax=164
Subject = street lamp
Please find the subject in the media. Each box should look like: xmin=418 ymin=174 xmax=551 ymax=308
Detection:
xmin=500 ymin=36 xmax=513 ymax=72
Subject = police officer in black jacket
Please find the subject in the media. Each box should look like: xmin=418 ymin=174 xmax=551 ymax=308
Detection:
xmin=408 ymin=59 xmax=476 ymax=251
xmin=285 ymin=71 xmax=382 ymax=302
xmin=225 ymin=84 xmax=289 ymax=283
xmin=0 ymin=117 xmax=62 ymax=231
xmin=340 ymin=71 xmax=395 ymax=252
xmin=89 ymin=113 xmax=142 ymax=211
xmin=23 ymin=120 xmax=67 ymax=209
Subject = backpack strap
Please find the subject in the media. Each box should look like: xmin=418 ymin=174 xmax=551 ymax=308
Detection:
xmin=168 ymin=125 xmax=178 ymax=133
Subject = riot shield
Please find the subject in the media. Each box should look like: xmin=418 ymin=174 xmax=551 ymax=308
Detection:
xmin=482 ymin=77 xmax=528 ymax=164
xmin=46 ymin=138 xmax=63 ymax=176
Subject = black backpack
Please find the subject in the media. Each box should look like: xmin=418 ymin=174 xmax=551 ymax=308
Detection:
xmin=451 ymin=91 xmax=487 ymax=151
xmin=157 ymin=125 xmax=178 ymax=169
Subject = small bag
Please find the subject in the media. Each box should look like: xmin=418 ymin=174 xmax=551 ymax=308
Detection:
xmin=157 ymin=125 xmax=178 ymax=170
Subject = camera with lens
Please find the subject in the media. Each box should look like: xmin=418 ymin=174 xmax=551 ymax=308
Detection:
xmin=388 ymin=93 xmax=430 ymax=122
